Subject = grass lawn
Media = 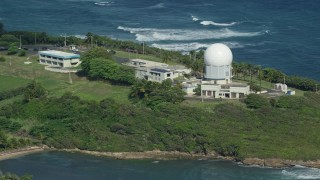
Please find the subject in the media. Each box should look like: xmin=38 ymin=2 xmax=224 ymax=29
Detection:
xmin=0 ymin=75 xmax=31 ymax=91
xmin=114 ymin=50 xmax=178 ymax=65
xmin=0 ymin=53 xmax=130 ymax=103
xmin=233 ymin=76 xmax=305 ymax=96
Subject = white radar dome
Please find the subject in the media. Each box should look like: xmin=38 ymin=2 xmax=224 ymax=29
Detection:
xmin=204 ymin=43 xmax=233 ymax=66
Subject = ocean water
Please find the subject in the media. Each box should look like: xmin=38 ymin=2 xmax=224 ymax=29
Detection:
xmin=0 ymin=0 xmax=319 ymax=80
xmin=0 ymin=151 xmax=320 ymax=180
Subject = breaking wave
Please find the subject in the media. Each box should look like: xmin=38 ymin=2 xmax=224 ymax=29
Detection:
xmin=146 ymin=3 xmax=165 ymax=9
xmin=200 ymin=20 xmax=238 ymax=27
xmin=151 ymin=42 xmax=246 ymax=51
xmin=191 ymin=15 xmax=238 ymax=27
xmin=118 ymin=26 xmax=265 ymax=42
xmin=191 ymin=15 xmax=199 ymax=22
xmin=94 ymin=1 xmax=114 ymax=6
xmin=282 ymin=166 xmax=320 ymax=179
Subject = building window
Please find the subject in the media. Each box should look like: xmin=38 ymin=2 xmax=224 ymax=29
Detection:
xmin=167 ymin=73 xmax=171 ymax=77
xmin=59 ymin=58 xmax=63 ymax=61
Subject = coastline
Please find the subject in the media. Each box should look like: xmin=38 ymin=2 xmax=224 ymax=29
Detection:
xmin=0 ymin=145 xmax=48 ymax=161
xmin=1 ymin=147 xmax=320 ymax=169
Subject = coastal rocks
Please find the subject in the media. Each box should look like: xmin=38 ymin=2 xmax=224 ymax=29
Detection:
xmin=242 ymin=158 xmax=320 ymax=168
xmin=61 ymin=149 xmax=218 ymax=160
xmin=242 ymin=158 xmax=265 ymax=167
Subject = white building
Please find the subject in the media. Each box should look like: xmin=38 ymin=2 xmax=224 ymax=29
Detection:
xmin=274 ymin=83 xmax=288 ymax=93
xmin=204 ymin=43 xmax=232 ymax=84
xmin=124 ymin=59 xmax=168 ymax=68
xmin=125 ymin=59 xmax=191 ymax=83
xmin=39 ymin=50 xmax=81 ymax=68
xmin=200 ymin=43 xmax=250 ymax=99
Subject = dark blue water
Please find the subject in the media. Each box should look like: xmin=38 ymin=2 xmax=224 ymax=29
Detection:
xmin=0 ymin=0 xmax=319 ymax=80
xmin=0 ymin=151 xmax=320 ymax=180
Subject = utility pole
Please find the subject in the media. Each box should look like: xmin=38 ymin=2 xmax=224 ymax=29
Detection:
xmin=69 ymin=71 xmax=73 ymax=84
xmin=64 ymin=33 xmax=67 ymax=52
xmin=284 ymin=74 xmax=286 ymax=84
xmin=91 ymin=36 xmax=93 ymax=48
xmin=316 ymin=84 xmax=318 ymax=92
xmin=142 ymin=42 xmax=145 ymax=55
xmin=34 ymin=32 xmax=37 ymax=45
xmin=19 ymin=35 xmax=22 ymax=49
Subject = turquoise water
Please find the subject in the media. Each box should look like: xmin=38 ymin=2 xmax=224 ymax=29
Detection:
xmin=0 ymin=151 xmax=320 ymax=180
xmin=0 ymin=0 xmax=319 ymax=80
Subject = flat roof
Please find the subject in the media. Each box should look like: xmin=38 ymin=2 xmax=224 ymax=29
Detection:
xmin=150 ymin=68 xmax=171 ymax=73
xmin=39 ymin=50 xmax=80 ymax=59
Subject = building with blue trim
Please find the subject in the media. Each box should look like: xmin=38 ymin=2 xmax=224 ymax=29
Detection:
xmin=39 ymin=50 xmax=81 ymax=68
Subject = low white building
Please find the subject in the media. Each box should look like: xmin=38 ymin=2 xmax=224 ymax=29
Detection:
xmin=125 ymin=59 xmax=191 ymax=83
xmin=136 ymin=67 xmax=186 ymax=83
xmin=201 ymin=82 xmax=250 ymax=99
xmin=124 ymin=59 xmax=168 ymax=68
xmin=274 ymin=83 xmax=288 ymax=93
xmin=197 ymin=43 xmax=250 ymax=99
xmin=39 ymin=50 xmax=81 ymax=68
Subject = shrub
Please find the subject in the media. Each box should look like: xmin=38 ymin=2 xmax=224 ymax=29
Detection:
xmin=18 ymin=49 xmax=26 ymax=56
xmin=244 ymin=94 xmax=270 ymax=109
xmin=0 ymin=56 xmax=5 ymax=62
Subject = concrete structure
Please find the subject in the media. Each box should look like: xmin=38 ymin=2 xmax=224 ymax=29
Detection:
xmin=199 ymin=43 xmax=250 ymax=99
xmin=204 ymin=43 xmax=232 ymax=84
xmin=286 ymin=90 xmax=296 ymax=95
xmin=135 ymin=66 xmax=190 ymax=83
xmin=39 ymin=50 xmax=81 ymax=68
xmin=274 ymin=83 xmax=288 ymax=93
xmin=125 ymin=59 xmax=191 ymax=83
xmin=124 ymin=59 xmax=168 ymax=68
xmin=201 ymin=82 xmax=250 ymax=99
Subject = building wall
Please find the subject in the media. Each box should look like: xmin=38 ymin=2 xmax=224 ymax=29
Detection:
xmin=39 ymin=53 xmax=80 ymax=68
xmin=205 ymin=65 xmax=231 ymax=82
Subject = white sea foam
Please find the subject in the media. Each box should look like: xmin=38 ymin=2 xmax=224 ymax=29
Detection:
xmin=94 ymin=1 xmax=114 ymax=6
xmin=73 ymin=35 xmax=87 ymax=39
xmin=191 ymin=15 xmax=199 ymax=22
xmin=146 ymin=3 xmax=165 ymax=9
xmin=151 ymin=42 xmax=248 ymax=52
xmin=200 ymin=20 xmax=238 ymax=27
xmin=118 ymin=26 xmax=265 ymax=42
xmin=282 ymin=167 xmax=320 ymax=179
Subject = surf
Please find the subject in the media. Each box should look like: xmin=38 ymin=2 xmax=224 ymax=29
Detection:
xmin=118 ymin=26 xmax=266 ymax=42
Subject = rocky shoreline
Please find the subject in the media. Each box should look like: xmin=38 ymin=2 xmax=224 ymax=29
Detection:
xmin=1 ymin=147 xmax=320 ymax=169
xmin=242 ymin=157 xmax=320 ymax=169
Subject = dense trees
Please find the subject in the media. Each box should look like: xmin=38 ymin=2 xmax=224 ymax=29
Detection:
xmin=129 ymin=79 xmax=186 ymax=107
xmin=23 ymin=81 xmax=47 ymax=102
xmin=1 ymin=88 xmax=320 ymax=160
xmin=244 ymin=94 xmax=270 ymax=109
xmin=0 ymin=21 xmax=4 ymax=35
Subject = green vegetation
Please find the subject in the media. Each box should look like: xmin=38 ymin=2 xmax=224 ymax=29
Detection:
xmin=0 ymin=172 xmax=32 ymax=180
xmin=129 ymin=79 xmax=185 ymax=108
xmin=1 ymin=23 xmax=320 ymax=162
xmin=81 ymin=47 xmax=135 ymax=85
xmin=0 ymin=54 xmax=130 ymax=103
xmin=1 ymin=84 xmax=320 ymax=160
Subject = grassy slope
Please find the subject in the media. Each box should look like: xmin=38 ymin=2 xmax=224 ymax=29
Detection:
xmin=2 ymin=51 xmax=320 ymax=161
xmin=0 ymin=53 xmax=130 ymax=103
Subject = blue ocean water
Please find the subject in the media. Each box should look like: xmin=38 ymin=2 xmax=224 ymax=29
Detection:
xmin=0 ymin=0 xmax=319 ymax=81
xmin=1 ymin=151 xmax=320 ymax=180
